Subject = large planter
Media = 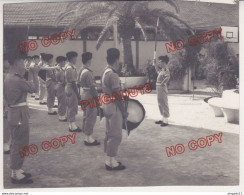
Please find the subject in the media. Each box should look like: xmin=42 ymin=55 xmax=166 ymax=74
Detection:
xmin=119 ymin=76 xmax=147 ymax=89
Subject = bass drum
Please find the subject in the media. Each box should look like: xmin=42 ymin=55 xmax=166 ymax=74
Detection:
xmin=122 ymin=99 xmax=145 ymax=133
xmin=97 ymin=99 xmax=146 ymax=134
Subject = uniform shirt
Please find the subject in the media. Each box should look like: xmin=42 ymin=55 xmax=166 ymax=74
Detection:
xmin=44 ymin=63 xmax=56 ymax=82
xmin=56 ymin=66 xmax=66 ymax=85
xmin=156 ymin=67 xmax=170 ymax=86
xmin=3 ymin=73 xmax=36 ymax=105
xmin=101 ymin=65 xmax=121 ymax=95
xmin=77 ymin=66 xmax=96 ymax=88
xmin=65 ymin=62 xmax=77 ymax=84
xmin=29 ymin=63 xmax=41 ymax=81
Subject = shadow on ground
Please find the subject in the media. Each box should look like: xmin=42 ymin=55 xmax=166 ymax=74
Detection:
xmin=4 ymin=107 xmax=239 ymax=188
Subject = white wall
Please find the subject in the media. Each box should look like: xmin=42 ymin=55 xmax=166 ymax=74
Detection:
xmin=28 ymin=39 xmax=238 ymax=77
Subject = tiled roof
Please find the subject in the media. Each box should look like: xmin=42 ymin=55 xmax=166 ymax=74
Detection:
xmin=3 ymin=1 xmax=239 ymax=30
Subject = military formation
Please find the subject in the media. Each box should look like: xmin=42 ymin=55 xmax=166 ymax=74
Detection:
xmin=3 ymin=48 xmax=170 ymax=185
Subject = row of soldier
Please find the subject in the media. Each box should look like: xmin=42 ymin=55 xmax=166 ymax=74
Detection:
xmin=3 ymin=48 xmax=128 ymax=184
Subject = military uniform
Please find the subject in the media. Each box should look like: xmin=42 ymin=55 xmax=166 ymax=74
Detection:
xmin=65 ymin=62 xmax=78 ymax=123
xmin=38 ymin=61 xmax=47 ymax=103
xmin=78 ymin=66 xmax=97 ymax=136
xmin=56 ymin=66 xmax=66 ymax=118
xmin=156 ymin=66 xmax=170 ymax=119
xmin=3 ymin=72 xmax=37 ymax=170
xmin=45 ymin=63 xmax=57 ymax=110
xmin=101 ymin=65 xmax=123 ymax=157
xmin=29 ymin=62 xmax=40 ymax=98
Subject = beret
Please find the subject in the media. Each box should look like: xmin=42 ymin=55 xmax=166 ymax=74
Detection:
xmin=158 ymin=55 xmax=169 ymax=64
xmin=66 ymin=51 xmax=78 ymax=60
xmin=43 ymin=54 xmax=53 ymax=62
xmin=82 ymin=52 xmax=92 ymax=64
xmin=107 ymin=48 xmax=120 ymax=58
xmin=56 ymin=56 xmax=67 ymax=63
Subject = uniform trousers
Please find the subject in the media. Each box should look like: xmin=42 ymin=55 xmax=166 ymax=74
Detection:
xmin=103 ymin=103 xmax=123 ymax=157
xmin=65 ymin=84 xmax=78 ymax=122
xmin=39 ymin=78 xmax=46 ymax=101
xmin=156 ymin=85 xmax=170 ymax=118
xmin=81 ymin=90 xmax=97 ymax=136
xmin=56 ymin=84 xmax=66 ymax=116
xmin=8 ymin=106 xmax=29 ymax=170
xmin=46 ymin=79 xmax=57 ymax=108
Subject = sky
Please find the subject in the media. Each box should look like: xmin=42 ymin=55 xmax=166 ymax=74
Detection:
xmin=184 ymin=0 xmax=236 ymax=4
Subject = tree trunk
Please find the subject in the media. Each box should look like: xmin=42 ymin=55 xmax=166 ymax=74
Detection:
xmin=122 ymin=37 xmax=135 ymax=74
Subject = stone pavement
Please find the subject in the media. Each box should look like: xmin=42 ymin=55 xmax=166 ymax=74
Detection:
xmin=3 ymin=93 xmax=239 ymax=188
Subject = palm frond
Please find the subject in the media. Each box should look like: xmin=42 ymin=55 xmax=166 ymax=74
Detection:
xmin=151 ymin=9 xmax=194 ymax=34
xmin=162 ymin=0 xmax=180 ymax=13
xmin=96 ymin=26 xmax=113 ymax=50
xmin=135 ymin=18 xmax=147 ymax=41
xmin=55 ymin=10 xmax=76 ymax=26
xmin=96 ymin=16 xmax=118 ymax=50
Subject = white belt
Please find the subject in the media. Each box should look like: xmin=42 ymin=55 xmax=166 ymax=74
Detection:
xmin=9 ymin=102 xmax=28 ymax=108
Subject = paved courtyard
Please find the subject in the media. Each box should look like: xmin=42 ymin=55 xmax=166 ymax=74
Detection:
xmin=3 ymin=92 xmax=239 ymax=188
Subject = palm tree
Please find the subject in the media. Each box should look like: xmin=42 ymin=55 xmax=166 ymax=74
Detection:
xmin=55 ymin=1 xmax=193 ymax=74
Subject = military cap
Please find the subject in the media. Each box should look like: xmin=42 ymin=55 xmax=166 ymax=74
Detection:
xmin=82 ymin=52 xmax=92 ymax=64
xmin=66 ymin=51 xmax=78 ymax=61
xmin=56 ymin=56 xmax=67 ymax=63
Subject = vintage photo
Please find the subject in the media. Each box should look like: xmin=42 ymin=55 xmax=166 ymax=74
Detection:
xmin=2 ymin=0 xmax=240 ymax=189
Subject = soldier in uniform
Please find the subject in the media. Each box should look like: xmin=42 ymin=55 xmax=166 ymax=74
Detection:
xmin=29 ymin=55 xmax=40 ymax=100
xmin=38 ymin=53 xmax=47 ymax=105
xmin=43 ymin=54 xmax=59 ymax=115
xmin=55 ymin=56 xmax=67 ymax=121
xmin=3 ymin=54 xmax=11 ymax=154
xmin=78 ymin=52 xmax=100 ymax=146
xmin=65 ymin=51 xmax=82 ymax=132
xmin=3 ymin=51 xmax=38 ymax=184
xmin=101 ymin=48 xmax=128 ymax=171
xmin=155 ymin=55 xmax=170 ymax=126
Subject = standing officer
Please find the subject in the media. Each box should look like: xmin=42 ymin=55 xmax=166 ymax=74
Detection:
xmin=78 ymin=52 xmax=100 ymax=146
xmin=56 ymin=56 xmax=67 ymax=121
xmin=65 ymin=51 xmax=81 ymax=132
xmin=4 ymin=51 xmax=38 ymax=184
xmin=101 ymin=48 xmax=128 ymax=171
xmin=155 ymin=55 xmax=170 ymax=126
xmin=43 ymin=54 xmax=58 ymax=115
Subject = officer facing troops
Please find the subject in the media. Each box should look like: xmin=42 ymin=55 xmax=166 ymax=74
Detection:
xmin=155 ymin=55 xmax=170 ymax=126
xmin=3 ymin=51 xmax=38 ymax=184
xmin=55 ymin=56 xmax=67 ymax=122
xmin=65 ymin=51 xmax=82 ymax=132
xmin=101 ymin=48 xmax=128 ymax=171
xmin=78 ymin=52 xmax=100 ymax=146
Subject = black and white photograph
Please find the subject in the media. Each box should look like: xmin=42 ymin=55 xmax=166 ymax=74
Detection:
xmin=1 ymin=0 xmax=242 ymax=191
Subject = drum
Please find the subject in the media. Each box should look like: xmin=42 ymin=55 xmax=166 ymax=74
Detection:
xmin=97 ymin=99 xmax=146 ymax=135
xmin=122 ymin=99 xmax=145 ymax=134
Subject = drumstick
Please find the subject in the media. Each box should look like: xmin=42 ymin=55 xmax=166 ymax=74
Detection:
xmin=124 ymin=99 xmax=129 ymax=135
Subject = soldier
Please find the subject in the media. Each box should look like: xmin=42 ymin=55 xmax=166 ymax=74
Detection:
xmin=56 ymin=56 xmax=67 ymax=121
xmin=3 ymin=51 xmax=38 ymax=184
xmin=65 ymin=51 xmax=82 ymax=132
xmin=155 ymin=55 xmax=170 ymax=126
xmin=101 ymin=48 xmax=128 ymax=171
xmin=38 ymin=53 xmax=47 ymax=105
xmin=78 ymin=52 xmax=100 ymax=146
xmin=29 ymin=55 xmax=40 ymax=100
xmin=43 ymin=54 xmax=58 ymax=115
xmin=3 ymin=54 xmax=11 ymax=154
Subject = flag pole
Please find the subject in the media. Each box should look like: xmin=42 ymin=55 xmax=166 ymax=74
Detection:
xmin=153 ymin=17 xmax=159 ymax=66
